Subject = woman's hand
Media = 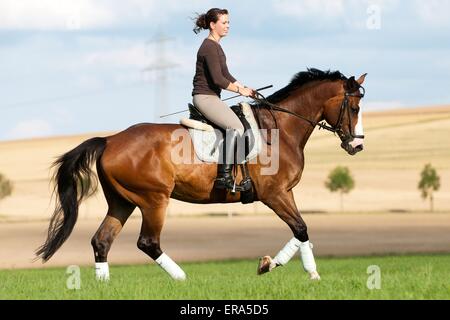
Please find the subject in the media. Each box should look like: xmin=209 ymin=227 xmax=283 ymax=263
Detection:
xmin=240 ymin=86 xmax=256 ymax=98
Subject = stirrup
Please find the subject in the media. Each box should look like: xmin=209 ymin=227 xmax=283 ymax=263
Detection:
xmin=215 ymin=176 xmax=252 ymax=194
xmin=214 ymin=176 xmax=235 ymax=191
xmin=230 ymin=177 xmax=252 ymax=194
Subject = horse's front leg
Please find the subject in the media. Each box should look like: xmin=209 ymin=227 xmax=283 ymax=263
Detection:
xmin=259 ymin=191 xmax=320 ymax=280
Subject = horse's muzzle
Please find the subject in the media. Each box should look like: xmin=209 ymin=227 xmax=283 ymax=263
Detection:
xmin=341 ymin=141 xmax=364 ymax=155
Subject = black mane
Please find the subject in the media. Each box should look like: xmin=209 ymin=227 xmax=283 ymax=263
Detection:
xmin=266 ymin=68 xmax=347 ymax=103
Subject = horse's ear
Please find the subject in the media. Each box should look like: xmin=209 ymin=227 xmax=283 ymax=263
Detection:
xmin=344 ymin=76 xmax=359 ymax=91
xmin=356 ymin=73 xmax=367 ymax=85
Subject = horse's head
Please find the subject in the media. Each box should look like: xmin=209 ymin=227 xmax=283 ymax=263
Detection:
xmin=322 ymin=73 xmax=367 ymax=155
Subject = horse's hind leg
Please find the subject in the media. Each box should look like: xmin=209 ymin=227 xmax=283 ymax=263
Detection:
xmin=137 ymin=201 xmax=186 ymax=281
xmin=91 ymin=198 xmax=136 ymax=281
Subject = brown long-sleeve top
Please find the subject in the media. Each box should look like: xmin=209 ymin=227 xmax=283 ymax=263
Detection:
xmin=192 ymin=38 xmax=237 ymax=97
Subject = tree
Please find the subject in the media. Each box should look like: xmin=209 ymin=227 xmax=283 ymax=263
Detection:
xmin=0 ymin=173 xmax=13 ymax=202
xmin=418 ymin=163 xmax=440 ymax=212
xmin=325 ymin=166 xmax=355 ymax=212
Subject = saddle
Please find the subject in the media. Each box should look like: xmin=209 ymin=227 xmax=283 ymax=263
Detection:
xmin=180 ymin=103 xmax=260 ymax=204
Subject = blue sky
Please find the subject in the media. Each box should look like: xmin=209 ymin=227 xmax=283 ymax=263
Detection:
xmin=1 ymin=0 xmax=450 ymax=141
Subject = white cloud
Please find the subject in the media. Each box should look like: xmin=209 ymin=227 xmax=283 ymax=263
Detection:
xmin=272 ymin=0 xmax=402 ymax=17
xmin=0 ymin=0 xmax=212 ymax=30
xmin=79 ymin=38 xmax=193 ymax=86
xmin=434 ymin=58 xmax=450 ymax=71
xmin=1 ymin=1 xmax=449 ymax=141
xmin=76 ymin=75 xmax=107 ymax=90
xmin=84 ymin=44 xmax=149 ymax=68
xmin=413 ymin=0 xmax=450 ymax=27
xmin=7 ymin=119 xmax=53 ymax=140
xmin=272 ymin=0 xmax=345 ymax=19
xmin=0 ymin=0 xmax=116 ymax=30
xmin=270 ymin=0 xmax=402 ymax=28
xmin=365 ymin=0 xmax=401 ymax=12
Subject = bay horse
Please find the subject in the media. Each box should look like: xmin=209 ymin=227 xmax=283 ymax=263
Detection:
xmin=36 ymin=69 xmax=367 ymax=281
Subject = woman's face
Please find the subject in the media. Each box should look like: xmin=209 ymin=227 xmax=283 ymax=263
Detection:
xmin=210 ymin=14 xmax=229 ymax=37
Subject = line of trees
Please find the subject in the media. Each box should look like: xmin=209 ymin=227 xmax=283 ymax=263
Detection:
xmin=0 ymin=163 xmax=444 ymax=213
xmin=324 ymin=163 xmax=441 ymax=212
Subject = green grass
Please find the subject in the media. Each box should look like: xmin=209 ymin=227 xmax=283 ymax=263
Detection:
xmin=0 ymin=254 xmax=449 ymax=299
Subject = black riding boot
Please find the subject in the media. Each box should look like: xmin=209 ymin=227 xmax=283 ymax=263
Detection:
xmin=215 ymin=129 xmax=239 ymax=191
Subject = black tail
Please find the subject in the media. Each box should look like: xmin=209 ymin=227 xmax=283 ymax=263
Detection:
xmin=36 ymin=137 xmax=107 ymax=262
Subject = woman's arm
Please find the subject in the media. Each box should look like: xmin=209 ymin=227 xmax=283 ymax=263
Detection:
xmin=204 ymin=53 xmax=233 ymax=89
xmin=223 ymin=64 xmax=237 ymax=84
xmin=204 ymin=55 xmax=248 ymax=94
xmin=203 ymin=45 xmax=254 ymax=96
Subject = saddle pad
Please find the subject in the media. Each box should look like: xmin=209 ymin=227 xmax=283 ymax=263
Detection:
xmin=188 ymin=102 xmax=262 ymax=163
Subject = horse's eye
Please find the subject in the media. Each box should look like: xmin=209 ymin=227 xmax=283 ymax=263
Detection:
xmin=351 ymin=106 xmax=360 ymax=114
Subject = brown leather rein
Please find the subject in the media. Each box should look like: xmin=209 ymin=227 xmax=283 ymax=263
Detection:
xmin=250 ymin=86 xmax=365 ymax=144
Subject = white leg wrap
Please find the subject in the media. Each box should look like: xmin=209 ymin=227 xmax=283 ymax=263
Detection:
xmin=299 ymin=241 xmax=320 ymax=280
xmin=273 ymin=237 xmax=301 ymax=266
xmin=155 ymin=253 xmax=186 ymax=281
xmin=95 ymin=262 xmax=110 ymax=281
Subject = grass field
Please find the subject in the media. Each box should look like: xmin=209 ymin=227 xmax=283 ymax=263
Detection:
xmin=1 ymin=254 xmax=449 ymax=300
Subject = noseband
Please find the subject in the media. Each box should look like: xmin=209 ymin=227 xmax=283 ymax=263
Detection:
xmin=252 ymin=85 xmax=365 ymax=142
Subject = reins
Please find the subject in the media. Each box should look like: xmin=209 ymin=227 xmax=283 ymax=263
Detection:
xmin=250 ymin=85 xmax=365 ymax=142
xmin=251 ymin=92 xmax=317 ymax=130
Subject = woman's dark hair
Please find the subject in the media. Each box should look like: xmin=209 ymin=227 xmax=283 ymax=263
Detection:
xmin=193 ymin=8 xmax=228 ymax=34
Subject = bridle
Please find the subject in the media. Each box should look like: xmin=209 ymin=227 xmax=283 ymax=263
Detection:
xmin=317 ymin=86 xmax=366 ymax=141
xmin=251 ymin=85 xmax=365 ymax=143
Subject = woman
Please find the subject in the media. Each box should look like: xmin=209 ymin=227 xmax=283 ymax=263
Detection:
xmin=192 ymin=8 xmax=255 ymax=191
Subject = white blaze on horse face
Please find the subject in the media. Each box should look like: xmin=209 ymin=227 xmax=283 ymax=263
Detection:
xmin=349 ymin=110 xmax=364 ymax=148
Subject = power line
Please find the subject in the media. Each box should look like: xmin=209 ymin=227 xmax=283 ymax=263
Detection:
xmin=2 ymin=33 xmax=179 ymax=113
xmin=1 ymin=82 xmax=150 ymax=110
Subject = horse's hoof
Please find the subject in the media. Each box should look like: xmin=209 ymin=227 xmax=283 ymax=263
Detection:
xmin=257 ymin=256 xmax=273 ymax=275
xmin=309 ymin=271 xmax=321 ymax=281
